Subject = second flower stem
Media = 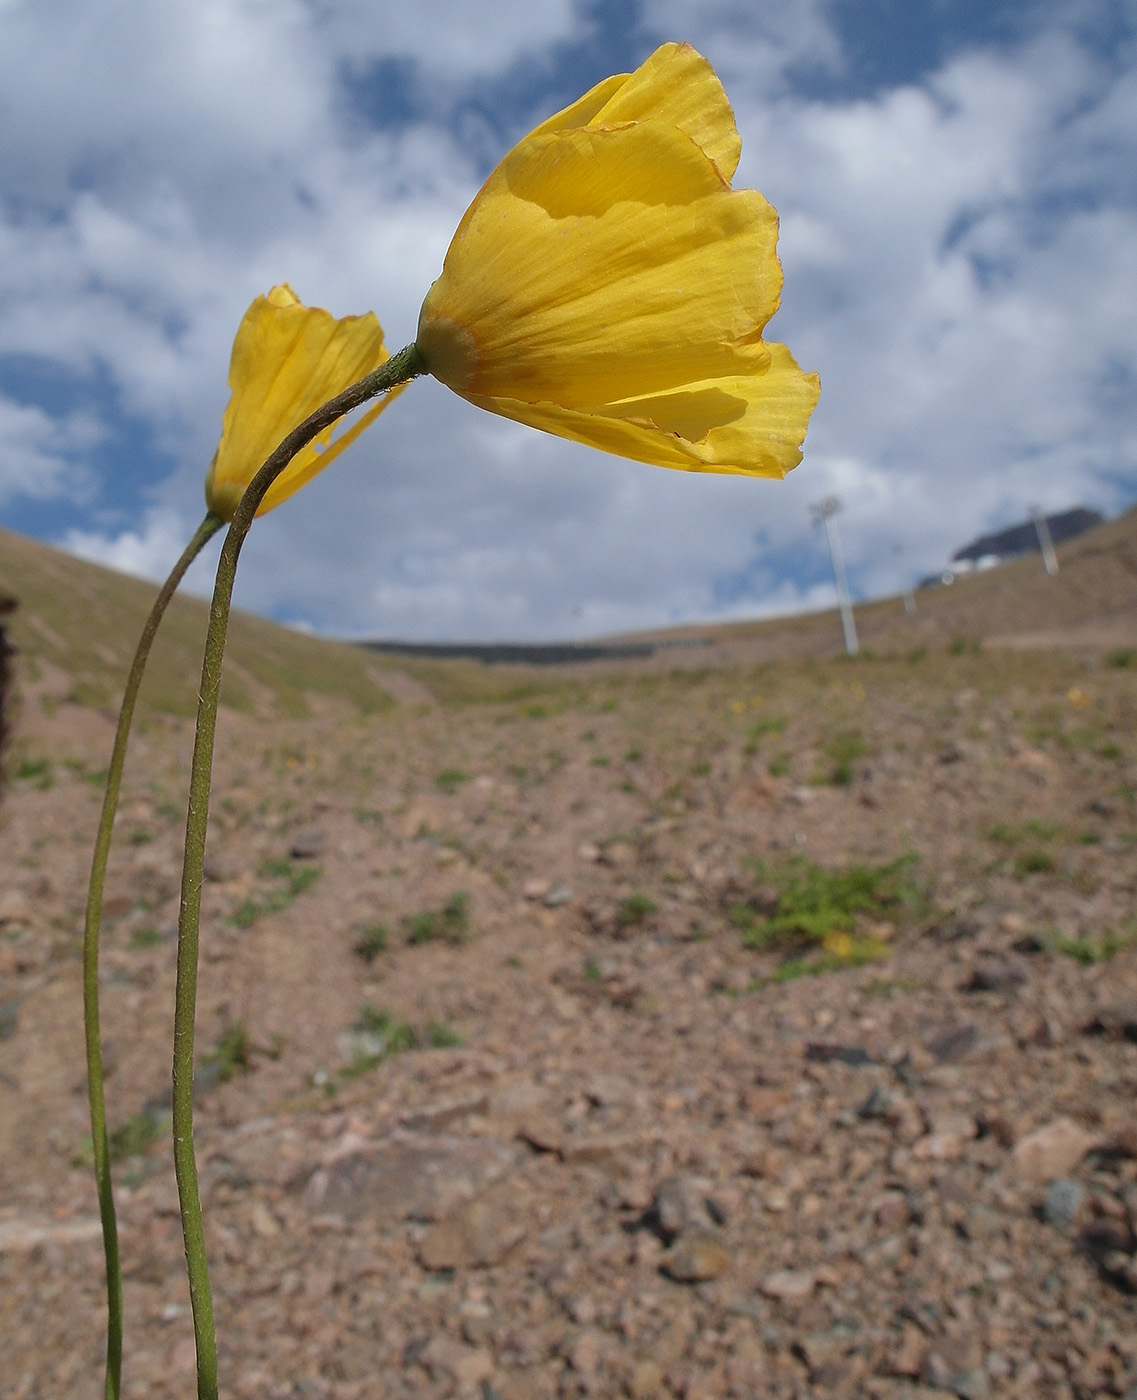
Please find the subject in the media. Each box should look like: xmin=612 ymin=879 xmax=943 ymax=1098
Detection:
xmin=84 ymin=511 xmax=223 ymax=1400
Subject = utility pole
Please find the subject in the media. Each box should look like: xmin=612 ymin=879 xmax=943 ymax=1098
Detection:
xmin=810 ymin=496 xmax=858 ymax=656
xmin=893 ymin=542 xmax=916 ymax=614
xmin=1031 ymin=506 xmax=1059 ymax=576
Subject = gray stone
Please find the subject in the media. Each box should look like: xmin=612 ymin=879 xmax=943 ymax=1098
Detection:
xmin=1041 ymin=1178 xmax=1084 ymax=1226
xmin=289 ymin=827 xmax=325 ymax=859
xmin=653 ymin=1173 xmax=715 ymax=1240
xmin=302 ymin=1129 xmax=521 ymax=1222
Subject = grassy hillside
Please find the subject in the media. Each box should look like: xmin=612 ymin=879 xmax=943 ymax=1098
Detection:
xmin=1 ymin=503 xmax=1134 ymax=736
xmin=0 ymin=525 xmax=402 ymax=722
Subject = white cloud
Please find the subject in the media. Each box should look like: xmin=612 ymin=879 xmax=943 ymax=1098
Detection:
xmin=0 ymin=396 xmax=102 ymax=505
xmin=0 ymin=1 xmax=1133 ymax=639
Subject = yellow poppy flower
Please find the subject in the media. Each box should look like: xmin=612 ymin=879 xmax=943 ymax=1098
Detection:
xmin=206 ymin=284 xmax=403 ymax=520
xmin=415 ymin=42 xmax=819 ymax=478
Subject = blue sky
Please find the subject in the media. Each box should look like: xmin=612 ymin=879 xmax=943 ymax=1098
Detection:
xmin=1 ymin=0 xmax=1134 ymax=639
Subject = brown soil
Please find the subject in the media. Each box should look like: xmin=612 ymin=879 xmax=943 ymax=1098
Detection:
xmin=2 ymin=525 xmax=1137 ymax=1399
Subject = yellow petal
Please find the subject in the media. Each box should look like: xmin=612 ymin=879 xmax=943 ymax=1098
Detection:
xmin=207 ymin=284 xmax=402 ymax=520
xmin=527 ymin=42 xmax=741 ymax=180
xmin=417 ymin=121 xmax=781 ymax=408
xmin=459 ymin=343 xmax=820 ymax=479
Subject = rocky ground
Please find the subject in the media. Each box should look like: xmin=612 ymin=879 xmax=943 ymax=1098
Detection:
xmin=3 ymin=635 xmax=1137 ymax=1399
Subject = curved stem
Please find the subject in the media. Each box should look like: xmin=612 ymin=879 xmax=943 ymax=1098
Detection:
xmin=84 ymin=512 xmax=224 ymax=1400
xmin=173 ymin=343 xmax=423 ymax=1400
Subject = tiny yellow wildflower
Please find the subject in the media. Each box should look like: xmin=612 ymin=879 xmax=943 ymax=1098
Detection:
xmin=416 ymin=42 xmax=819 ymax=478
xmin=206 ymin=284 xmax=403 ymax=520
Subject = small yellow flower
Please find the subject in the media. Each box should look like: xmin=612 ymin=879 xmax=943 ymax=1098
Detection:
xmin=416 ymin=42 xmax=819 ymax=478
xmin=206 ymin=284 xmax=403 ymax=520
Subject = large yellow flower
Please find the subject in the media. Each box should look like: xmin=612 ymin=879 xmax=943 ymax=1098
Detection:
xmin=415 ymin=42 xmax=819 ymax=478
xmin=206 ymin=284 xmax=403 ymax=520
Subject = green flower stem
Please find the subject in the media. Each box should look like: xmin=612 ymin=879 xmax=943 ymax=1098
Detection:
xmin=173 ymin=343 xmax=423 ymax=1400
xmin=83 ymin=511 xmax=224 ymax=1400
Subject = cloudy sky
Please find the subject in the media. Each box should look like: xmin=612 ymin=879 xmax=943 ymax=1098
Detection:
xmin=1 ymin=0 xmax=1134 ymax=640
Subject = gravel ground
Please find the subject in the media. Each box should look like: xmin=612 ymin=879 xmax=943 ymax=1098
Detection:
xmin=3 ymin=637 xmax=1137 ymax=1399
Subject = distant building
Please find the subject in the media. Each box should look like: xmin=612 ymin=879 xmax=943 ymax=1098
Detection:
xmin=916 ymin=507 xmax=1104 ymax=590
xmin=952 ymin=508 xmax=1103 ymax=565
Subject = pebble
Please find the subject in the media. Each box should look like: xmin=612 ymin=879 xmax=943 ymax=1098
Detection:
xmin=660 ymin=1232 xmax=730 ymax=1283
xmin=288 ymin=827 xmax=325 ymax=859
xmin=417 ymin=1187 xmax=526 ymax=1270
xmin=1041 ymin=1178 xmax=1084 ymax=1226
xmin=758 ymin=1269 xmax=816 ymax=1302
xmin=653 ymin=1174 xmax=714 ymax=1240
xmin=1012 ymin=1117 xmax=1098 ymax=1183
xmin=965 ymin=959 xmax=1028 ymax=993
xmin=419 ymin=1333 xmax=493 ymax=1390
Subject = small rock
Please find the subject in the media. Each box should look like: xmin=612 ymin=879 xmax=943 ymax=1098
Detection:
xmin=417 ymin=1186 xmax=526 ymax=1269
xmin=567 ymin=1328 xmax=605 ymax=1375
xmin=805 ymin=1042 xmax=877 ymax=1068
xmin=289 ymin=827 xmax=325 ymax=859
xmin=759 ymin=1269 xmax=816 ymax=1302
xmin=577 ymin=842 xmax=601 ymax=862
xmin=627 ymin=1358 xmax=666 ymax=1398
xmin=1040 ymin=1178 xmax=1084 ymax=1226
xmin=0 ymin=889 xmax=33 ymax=925
xmin=926 ymin=1022 xmax=979 ymax=1063
xmin=544 ymin=884 xmax=573 ymax=907
xmin=515 ymin=1115 xmax=565 ymax=1155
xmin=522 ymin=878 xmax=550 ymax=900
xmin=1012 ymin=1117 xmax=1098 ymax=1184
xmin=888 ymin=1323 xmax=927 ymax=1377
xmin=302 ymin=1129 xmax=520 ymax=1222
xmin=419 ymin=1334 xmax=493 ymax=1390
xmin=661 ymin=1232 xmax=730 ymax=1283
xmin=0 ymin=1000 xmax=18 ymax=1040
xmin=965 ymin=960 xmax=1028 ymax=994
xmin=248 ymin=1201 xmax=281 ymax=1239
xmin=601 ymin=840 xmax=635 ymax=867
xmin=1086 ymin=1002 xmax=1137 ymax=1042
xmin=653 ymin=1174 xmax=714 ymax=1241
xmin=872 ymin=1191 xmax=913 ymax=1230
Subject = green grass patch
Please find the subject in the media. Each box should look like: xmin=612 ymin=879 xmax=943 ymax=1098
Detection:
xmin=1014 ymin=849 xmax=1056 ymax=876
xmin=14 ymin=756 xmax=53 ymax=790
xmin=231 ymin=860 xmax=323 ymax=927
xmin=425 ymin=1022 xmax=464 ymax=1049
xmin=1053 ymin=929 xmax=1137 ymax=965
xmin=407 ymin=891 xmax=470 ymax=945
xmin=616 ymin=892 xmax=657 ymax=928
xmin=743 ymin=715 xmax=788 ymax=755
xmin=202 ymin=1022 xmax=252 ymax=1084
xmin=130 ymin=924 xmax=164 ymax=949
xmin=435 ymin=768 xmax=471 ymax=793
xmin=987 ymin=819 xmax=1059 ymax=845
xmin=109 ymin=1108 xmax=165 ymax=1162
xmin=819 ymin=728 xmax=871 ymax=785
xmin=731 ymin=853 xmax=920 ymax=964
xmin=353 ymin=923 xmax=389 ymax=962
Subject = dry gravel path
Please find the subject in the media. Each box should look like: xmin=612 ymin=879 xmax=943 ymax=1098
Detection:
xmin=3 ymin=642 xmax=1137 ymax=1398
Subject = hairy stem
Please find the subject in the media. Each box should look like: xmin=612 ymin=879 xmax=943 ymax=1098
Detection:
xmin=173 ymin=343 xmax=423 ymax=1400
xmin=84 ymin=511 xmax=224 ymax=1400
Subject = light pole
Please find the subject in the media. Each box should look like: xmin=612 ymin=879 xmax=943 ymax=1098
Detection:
xmin=810 ymin=495 xmax=858 ymax=656
xmin=893 ymin=542 xmax=916 ymax=614
xmin=1030 ymin=505 xmax=1059 ymax=576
